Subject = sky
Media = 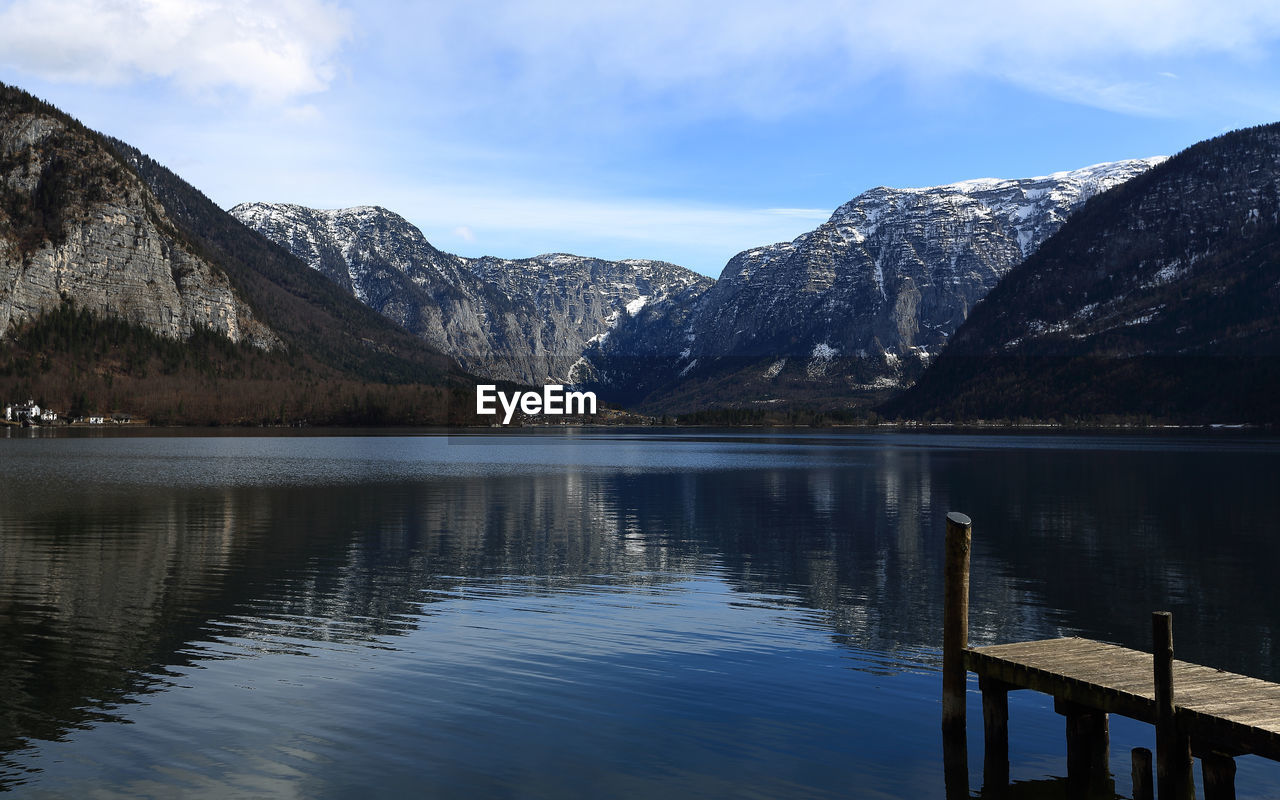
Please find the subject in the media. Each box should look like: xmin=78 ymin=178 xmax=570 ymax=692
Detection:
xmin=2 ymin=1 xmax=1280 ymax=277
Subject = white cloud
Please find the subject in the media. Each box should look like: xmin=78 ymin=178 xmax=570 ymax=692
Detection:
xmin=0 ymin=0 xmax=350 ymax=102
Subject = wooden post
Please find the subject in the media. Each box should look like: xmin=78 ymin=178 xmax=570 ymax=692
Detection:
xmin=1201 ymin=751 xmax=1236 ymax=800
xmin=980 ymin=676 xmax=1010 ymax=793
xmin=1152 ymin=611 xmax=1194 ymax=800
xmin=1132 ymin=747 xmax=1154 ymax=800
xmin=943 ymin=733 xmax=970 ymax=800
xmin=1057 ymin=698 xmax=1111 ymax=796
xmin=942 ymin=511 xmax=972 ymax=737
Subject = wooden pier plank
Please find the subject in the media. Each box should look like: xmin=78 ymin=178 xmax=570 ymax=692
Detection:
xmin=938 ymin=515 xmax=1273 ymax=795
xmin=966 ymin=637 xmax=1280 ymax=760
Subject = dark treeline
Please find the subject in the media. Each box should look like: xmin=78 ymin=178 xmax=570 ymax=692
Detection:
xmin=673 ymin=406 xmax=880 ymax=426
xmin=0 ymin=302 xmax=481 ymax=426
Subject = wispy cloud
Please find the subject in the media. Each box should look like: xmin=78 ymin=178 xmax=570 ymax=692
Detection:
xmin=389 ymin=0 xmax=1280 ymax=118
xmin=7 ymin=0 xmax=1277 ymax=275
xmin=5 ymin=1 xmax=1279 ymax=117
xmin=5 ymin=1 xmax=1280 ymax=118
xmin=0 ymin=0 xmax=350 ymax=102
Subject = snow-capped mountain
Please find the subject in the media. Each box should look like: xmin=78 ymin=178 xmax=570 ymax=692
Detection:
xmin=229 ymin=203 xmax=475 ymax=303
xmin=234 ymin=158 xmax=1161 ymax=410
xmin=231 ymin=202 xmax=712 ymax=385
xmin=890 ymin=124 xmax=1280 ymax=422
xmin=579 ymin=158 xmax=1165 ymax=411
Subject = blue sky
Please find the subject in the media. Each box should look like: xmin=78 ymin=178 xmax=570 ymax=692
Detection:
xmin=3 ymin=1 xmax=1280 ymax=277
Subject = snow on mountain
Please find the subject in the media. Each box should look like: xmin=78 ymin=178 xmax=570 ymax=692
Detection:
xmin=580 ymin=157 xmax=1164 ymax=411
xmin=234 ymin=158 xmax=1161 ymax=410
xmin=231 ymin=203 xmax=712 ymax=385
xmin=889 ymin=125 xmax=1280 ymax=422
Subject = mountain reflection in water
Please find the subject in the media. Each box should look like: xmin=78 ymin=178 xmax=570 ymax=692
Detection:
xmin=1 ymin=431 xmax=1278 ymax=797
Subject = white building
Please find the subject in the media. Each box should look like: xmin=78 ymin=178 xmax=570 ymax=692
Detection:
xmin=6 ymin=400 xmax=41 ymax=421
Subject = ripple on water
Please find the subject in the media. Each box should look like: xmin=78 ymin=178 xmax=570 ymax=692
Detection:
xmin=4 ymin=431 xmax=1280 ymax=797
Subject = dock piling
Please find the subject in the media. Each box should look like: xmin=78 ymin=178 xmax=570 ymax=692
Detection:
xmin=1132 ymin=747 xmax=1154 ymax=800
xmin=1152 ymin=611 xmax=1194 ymax=799
xmin=942 ymin=511 xmax=972 ymax=737
xmin=1201 ymin=751 xmax=1236 ymax=800
xmin=1057 ymin=697 xmax=1112 ymax=796
xmin=980 ymin=676 xmax=1011 ymax=791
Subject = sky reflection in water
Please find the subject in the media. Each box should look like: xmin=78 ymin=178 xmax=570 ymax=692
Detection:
xmin=2 ymin=430 xmax=1279 ymax=797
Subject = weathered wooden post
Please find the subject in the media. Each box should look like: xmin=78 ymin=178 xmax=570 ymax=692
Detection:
xmin=943 ymin=511 xmax=972 ymax=736
xmin=1132 ymin=747 xmax=1154 ymax=800
xmin=1057 ymin=697 xmax=1111 ymax=796
xmin=1152 ymin=611 xmax=1194 ymax=800
xmin=943 ymin=732 xmax=970 ymax=800
xmin=980 ymin=675 xmax=1011 ymax=793
xmin=1201 ymin=751 xmax=1237 ymax=800
xmin=942 ymin=512 xmax=972 ymax=799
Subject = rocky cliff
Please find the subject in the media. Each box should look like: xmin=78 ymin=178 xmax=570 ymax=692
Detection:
xmin=0 ymin=90 xmax=278 ymax=349
xmin=232 ymin=202 xmax=712 ymax=385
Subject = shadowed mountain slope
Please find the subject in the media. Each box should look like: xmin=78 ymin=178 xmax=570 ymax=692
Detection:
xmin=887 ymin=123 xmax=1280 ymax=423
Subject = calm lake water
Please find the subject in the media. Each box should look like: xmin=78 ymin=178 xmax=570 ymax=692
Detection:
xmin=2 ymin=428 xmax=1279 ymax=798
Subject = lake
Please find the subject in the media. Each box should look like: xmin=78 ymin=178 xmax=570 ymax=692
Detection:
xmin=1 ymin=428 xmax=1278 ymax=798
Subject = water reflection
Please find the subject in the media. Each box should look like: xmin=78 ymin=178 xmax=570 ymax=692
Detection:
xmin=1 ymin=432 xmax=1279 ymax=795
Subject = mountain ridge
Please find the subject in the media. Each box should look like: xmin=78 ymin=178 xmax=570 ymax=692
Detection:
xmin=232 ymin=201 xmax=713 ymax=386
xmin=886 ymin=123 xmax=1280 ymax=423
xmin=577 ymin=157 xmax=1165 ymax=413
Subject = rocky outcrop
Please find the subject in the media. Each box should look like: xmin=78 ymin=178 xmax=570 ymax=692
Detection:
xmin=232 ymin=202 xmax=712 ymax=385
xmin=470 ymin=252 xmax=710 ymax=382
xmin=0 ymin=102 xmax=277 ymax=348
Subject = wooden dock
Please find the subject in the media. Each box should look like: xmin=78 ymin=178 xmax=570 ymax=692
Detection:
xmin=941 ymin=512 xmax=1280 ymax=800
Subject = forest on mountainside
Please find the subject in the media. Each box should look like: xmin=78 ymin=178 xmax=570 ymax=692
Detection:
xmin=0 ymin=302 xmax=478 ymax=426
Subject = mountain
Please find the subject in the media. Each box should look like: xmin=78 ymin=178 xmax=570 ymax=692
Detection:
xmin=579 ymin=159 xmax=1164 ymax=413
xmin=108 ymin=151 xmax=461 ymax=387
xmin=467 ymin=251 xmax=710 ymax=382
xmin=0 ymin=82 xmax=476 ymax=425
xmin=231 ymin=202 xmax=711 ymax=385
xmin=0 ymin=86 xmax=277 ymax=350
xmin=886 ymin=124 xmax=1280 ymax=423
